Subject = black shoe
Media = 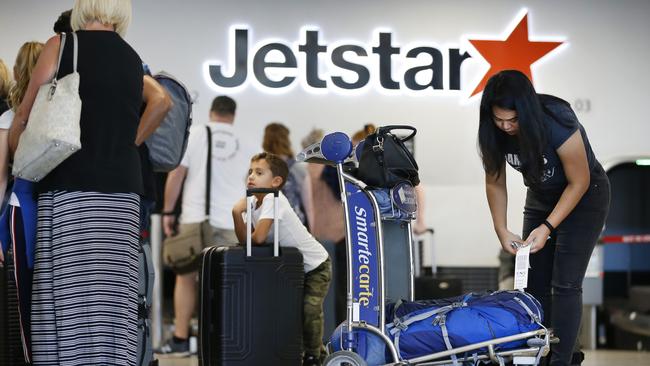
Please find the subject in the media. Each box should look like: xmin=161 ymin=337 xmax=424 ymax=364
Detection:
xmin=303 ymin=353 xmax=321 ymax=366
xmin=570 ymin=351 xmax=585 ymax=365
xmin=154 ymin=338 xmax=190 ymax=358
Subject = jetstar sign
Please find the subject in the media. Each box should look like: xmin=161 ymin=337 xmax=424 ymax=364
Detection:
xmin=204 ymin=11 xmax=564 ymax=97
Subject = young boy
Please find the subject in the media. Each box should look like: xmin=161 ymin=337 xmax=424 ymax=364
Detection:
xmin=232 ymin=152 xmax=331 ymax=366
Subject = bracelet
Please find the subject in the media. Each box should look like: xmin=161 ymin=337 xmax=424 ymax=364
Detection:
xmin=542 ymin=220 xmax=556 ymax=233
xmin=162 ymin=212 xmax=176 ymax=216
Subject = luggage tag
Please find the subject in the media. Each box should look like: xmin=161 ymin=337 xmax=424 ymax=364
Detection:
xmin=513 ymin=242 xmax=531 ymax=290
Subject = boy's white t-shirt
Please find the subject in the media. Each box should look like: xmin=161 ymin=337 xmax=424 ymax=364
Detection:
xmin=250 ymin=192 xmax=328 ymax=273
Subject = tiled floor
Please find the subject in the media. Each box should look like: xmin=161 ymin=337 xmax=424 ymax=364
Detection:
xmin=157 ymin=350 xmax=650 ymax=365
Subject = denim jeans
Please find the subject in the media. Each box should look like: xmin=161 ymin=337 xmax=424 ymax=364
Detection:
xmin=523 ymin=167 xmax=610 ymax=366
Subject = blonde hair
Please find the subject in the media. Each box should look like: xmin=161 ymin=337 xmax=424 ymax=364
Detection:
xmin=352 ymin=123 xmax=376 ymax=144
xmin=263 ymin=122 xmax=294 ymax=158
xmin=71 ymin=0 xmax=132 ymax=37
xmin=0 ymin=59 xmax=11 ymax=99
xmin=301 ymin=128 xmax=324 ymax=149
xmin=9 ymin=42 xmax=44 ymax=111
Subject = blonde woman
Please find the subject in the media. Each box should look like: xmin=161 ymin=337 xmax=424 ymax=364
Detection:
xmin=0 ymin=42 xmax=43 ymax=366
xmin=7 ymin=1 xmax=149 ymax=364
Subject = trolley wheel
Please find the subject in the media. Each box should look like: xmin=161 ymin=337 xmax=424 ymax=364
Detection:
xmin=323 ymin=350 xmax=368 ymax=366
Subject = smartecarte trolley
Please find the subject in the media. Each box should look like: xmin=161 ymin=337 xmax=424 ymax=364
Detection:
xmin=298 ymin=131 xmax=553 ymax=366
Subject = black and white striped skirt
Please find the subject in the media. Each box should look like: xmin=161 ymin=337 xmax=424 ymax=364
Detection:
xmin=31 ymin=191 xmax=140 ymax=366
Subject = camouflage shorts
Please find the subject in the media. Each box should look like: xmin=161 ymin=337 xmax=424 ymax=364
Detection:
xmin=303 ymin=257 xmax=332 ymax=356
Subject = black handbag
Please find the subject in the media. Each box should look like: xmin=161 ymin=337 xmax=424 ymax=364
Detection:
xmin=357 ymin=125 xmax=420 ymax=188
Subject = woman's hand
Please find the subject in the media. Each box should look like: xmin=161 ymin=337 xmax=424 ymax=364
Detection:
xmin=524 ymin=225 xmax=551 ymax=253
xmin=497 ymin=228 xmax=523 ymax=255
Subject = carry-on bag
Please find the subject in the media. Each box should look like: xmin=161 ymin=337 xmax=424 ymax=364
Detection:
xmin=199 ymin=188 xmax=304 ymax=366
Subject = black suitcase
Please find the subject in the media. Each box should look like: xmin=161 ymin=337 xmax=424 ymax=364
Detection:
xmin=199 ymin=189 xmax=304 ymax=366
xmin=414 ymin=276 xmax=463 ymax=300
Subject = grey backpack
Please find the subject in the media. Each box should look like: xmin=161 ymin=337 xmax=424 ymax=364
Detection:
xmin=145 ymin=71 xmax=193 ymax=172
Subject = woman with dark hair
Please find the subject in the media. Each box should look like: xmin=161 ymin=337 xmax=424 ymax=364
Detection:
xmin=478 ymin=70 xmax=610 ymax=366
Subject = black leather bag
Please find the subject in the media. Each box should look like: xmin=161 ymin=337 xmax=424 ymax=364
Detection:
xmin=357 ymin=125 xmax=419 ymax=188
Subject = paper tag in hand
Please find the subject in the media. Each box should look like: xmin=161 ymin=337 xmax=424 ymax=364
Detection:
xmin=514 ymin=244 xmax=531 ymax=290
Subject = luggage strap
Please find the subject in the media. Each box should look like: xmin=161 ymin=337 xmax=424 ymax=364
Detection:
xmin=513 ymin=296 xmax=542 ymax=324
xmin=388 ymin=301 xmax=466 ymax=366
xmin=437 ymin=315 xmax=459 ymax=366
xmin=387 ymin=301 xmax=467 ymax=335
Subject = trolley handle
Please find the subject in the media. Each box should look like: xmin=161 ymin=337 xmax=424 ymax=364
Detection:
xmin=245 ymin=188 xmax=280 ymax=257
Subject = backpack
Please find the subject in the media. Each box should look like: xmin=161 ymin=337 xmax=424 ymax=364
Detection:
xmin=145 ymin=71 xmax=193 ymax=172
xmin=329 ymin=291 xmax=543 ymax=365
xmin=282 ymin=158 xmax=308 ymax=227
xmin=357 ymin=125 xmax=419 ymax=188
xmin=386 ymin=291 xmax=543 ymax=360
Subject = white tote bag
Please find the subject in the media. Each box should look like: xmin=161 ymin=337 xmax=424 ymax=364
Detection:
xmin=12 ymin=32 xmax=82 ymax=182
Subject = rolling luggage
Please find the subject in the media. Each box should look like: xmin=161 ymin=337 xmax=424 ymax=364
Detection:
xmin=199 ymin=188 xmax=304 ymax=366
xmin=414 ymin=276 xmax=463 ymax=300
xmin=413 ymin=228 xmax=463 ymax=300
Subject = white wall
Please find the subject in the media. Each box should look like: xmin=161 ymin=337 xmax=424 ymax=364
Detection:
xmin=1 ymin=0 xmax=649 ymax=266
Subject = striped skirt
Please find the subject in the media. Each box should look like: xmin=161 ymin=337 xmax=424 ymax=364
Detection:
xmin=31 ymin=191 xmax=140 ymax=366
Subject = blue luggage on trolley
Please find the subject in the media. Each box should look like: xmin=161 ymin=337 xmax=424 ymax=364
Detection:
xmin=329 ymin=291 xmax=544 ymax=365
xmin=386 ymin=291 xmax=543 ymax=360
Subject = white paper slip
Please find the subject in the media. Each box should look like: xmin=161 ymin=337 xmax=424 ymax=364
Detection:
xmin=352 ymin=302 xmax=360 ymax=322
xmin=514 ymin=244 xmax=531 ymax=290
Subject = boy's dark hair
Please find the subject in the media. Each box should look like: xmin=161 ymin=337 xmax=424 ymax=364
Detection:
xmin=53 ymin=9 xmax=73 ymax=34
xmin=251 ymin=152 xmax=288 ymax=189
xmin=210 ymin=95 xmax=236 ymax=116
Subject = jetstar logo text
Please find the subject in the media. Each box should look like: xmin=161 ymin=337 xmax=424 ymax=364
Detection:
xmin=204 ymin=11 xmax=565 ymax=97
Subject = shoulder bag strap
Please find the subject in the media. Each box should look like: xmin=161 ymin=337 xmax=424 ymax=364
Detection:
xmin=52 ymin=32 xmax=79 ymax=82
xmin=205 ymin=126 xmax=212 ymax=218
xmin=53 ymin=33 xmax=67 ymax=81
xmin=72 ymin=32 xmax=78 ymax=73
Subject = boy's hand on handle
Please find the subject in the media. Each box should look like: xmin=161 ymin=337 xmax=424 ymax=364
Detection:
xmin=497 ymin=228 xmax=523 ymax=255
xmin=524 ymin=225 xmax=551 ymax=253
xmin=163 ymin=214 xmax=177 ymax=237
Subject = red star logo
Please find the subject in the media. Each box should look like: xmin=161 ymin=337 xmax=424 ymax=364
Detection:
xmin=468 ymin=13 xmax=564 ymax=96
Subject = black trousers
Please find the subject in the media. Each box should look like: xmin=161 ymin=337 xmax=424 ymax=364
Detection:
xmin=523 ymin=167 xmax=610 ymax=366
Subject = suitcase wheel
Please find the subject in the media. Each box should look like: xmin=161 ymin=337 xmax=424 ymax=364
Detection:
xmin=323 ymin=350 xmax=368 ymax=366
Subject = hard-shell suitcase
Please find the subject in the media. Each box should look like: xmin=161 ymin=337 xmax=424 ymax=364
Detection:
xmin=412 ymin=228 xmax=463 ymax=300
xmin=199 ymin=189 xmax=304 ymax=366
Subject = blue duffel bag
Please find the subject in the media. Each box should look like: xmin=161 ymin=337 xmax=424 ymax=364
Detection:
xmin=386 ymin=290 xmax=544 ymax=361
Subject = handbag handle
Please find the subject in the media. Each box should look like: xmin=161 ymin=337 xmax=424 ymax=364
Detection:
xmin=53 ymin=32 xmax=78 ymax=83
xmin=376 ymin=125 xmax=417 ymax=142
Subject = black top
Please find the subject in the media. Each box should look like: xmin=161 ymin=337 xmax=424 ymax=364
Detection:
xmin=38 ymin=31 xmax=144 ymax=194
xmin=504 ymin=94 xmax=601 ymax=193
xmin=0 ymin=98 xmax=9 ymax=116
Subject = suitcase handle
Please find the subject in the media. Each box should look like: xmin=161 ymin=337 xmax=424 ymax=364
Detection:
xmin=246 ymin=189 xmax=280 ymax=257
